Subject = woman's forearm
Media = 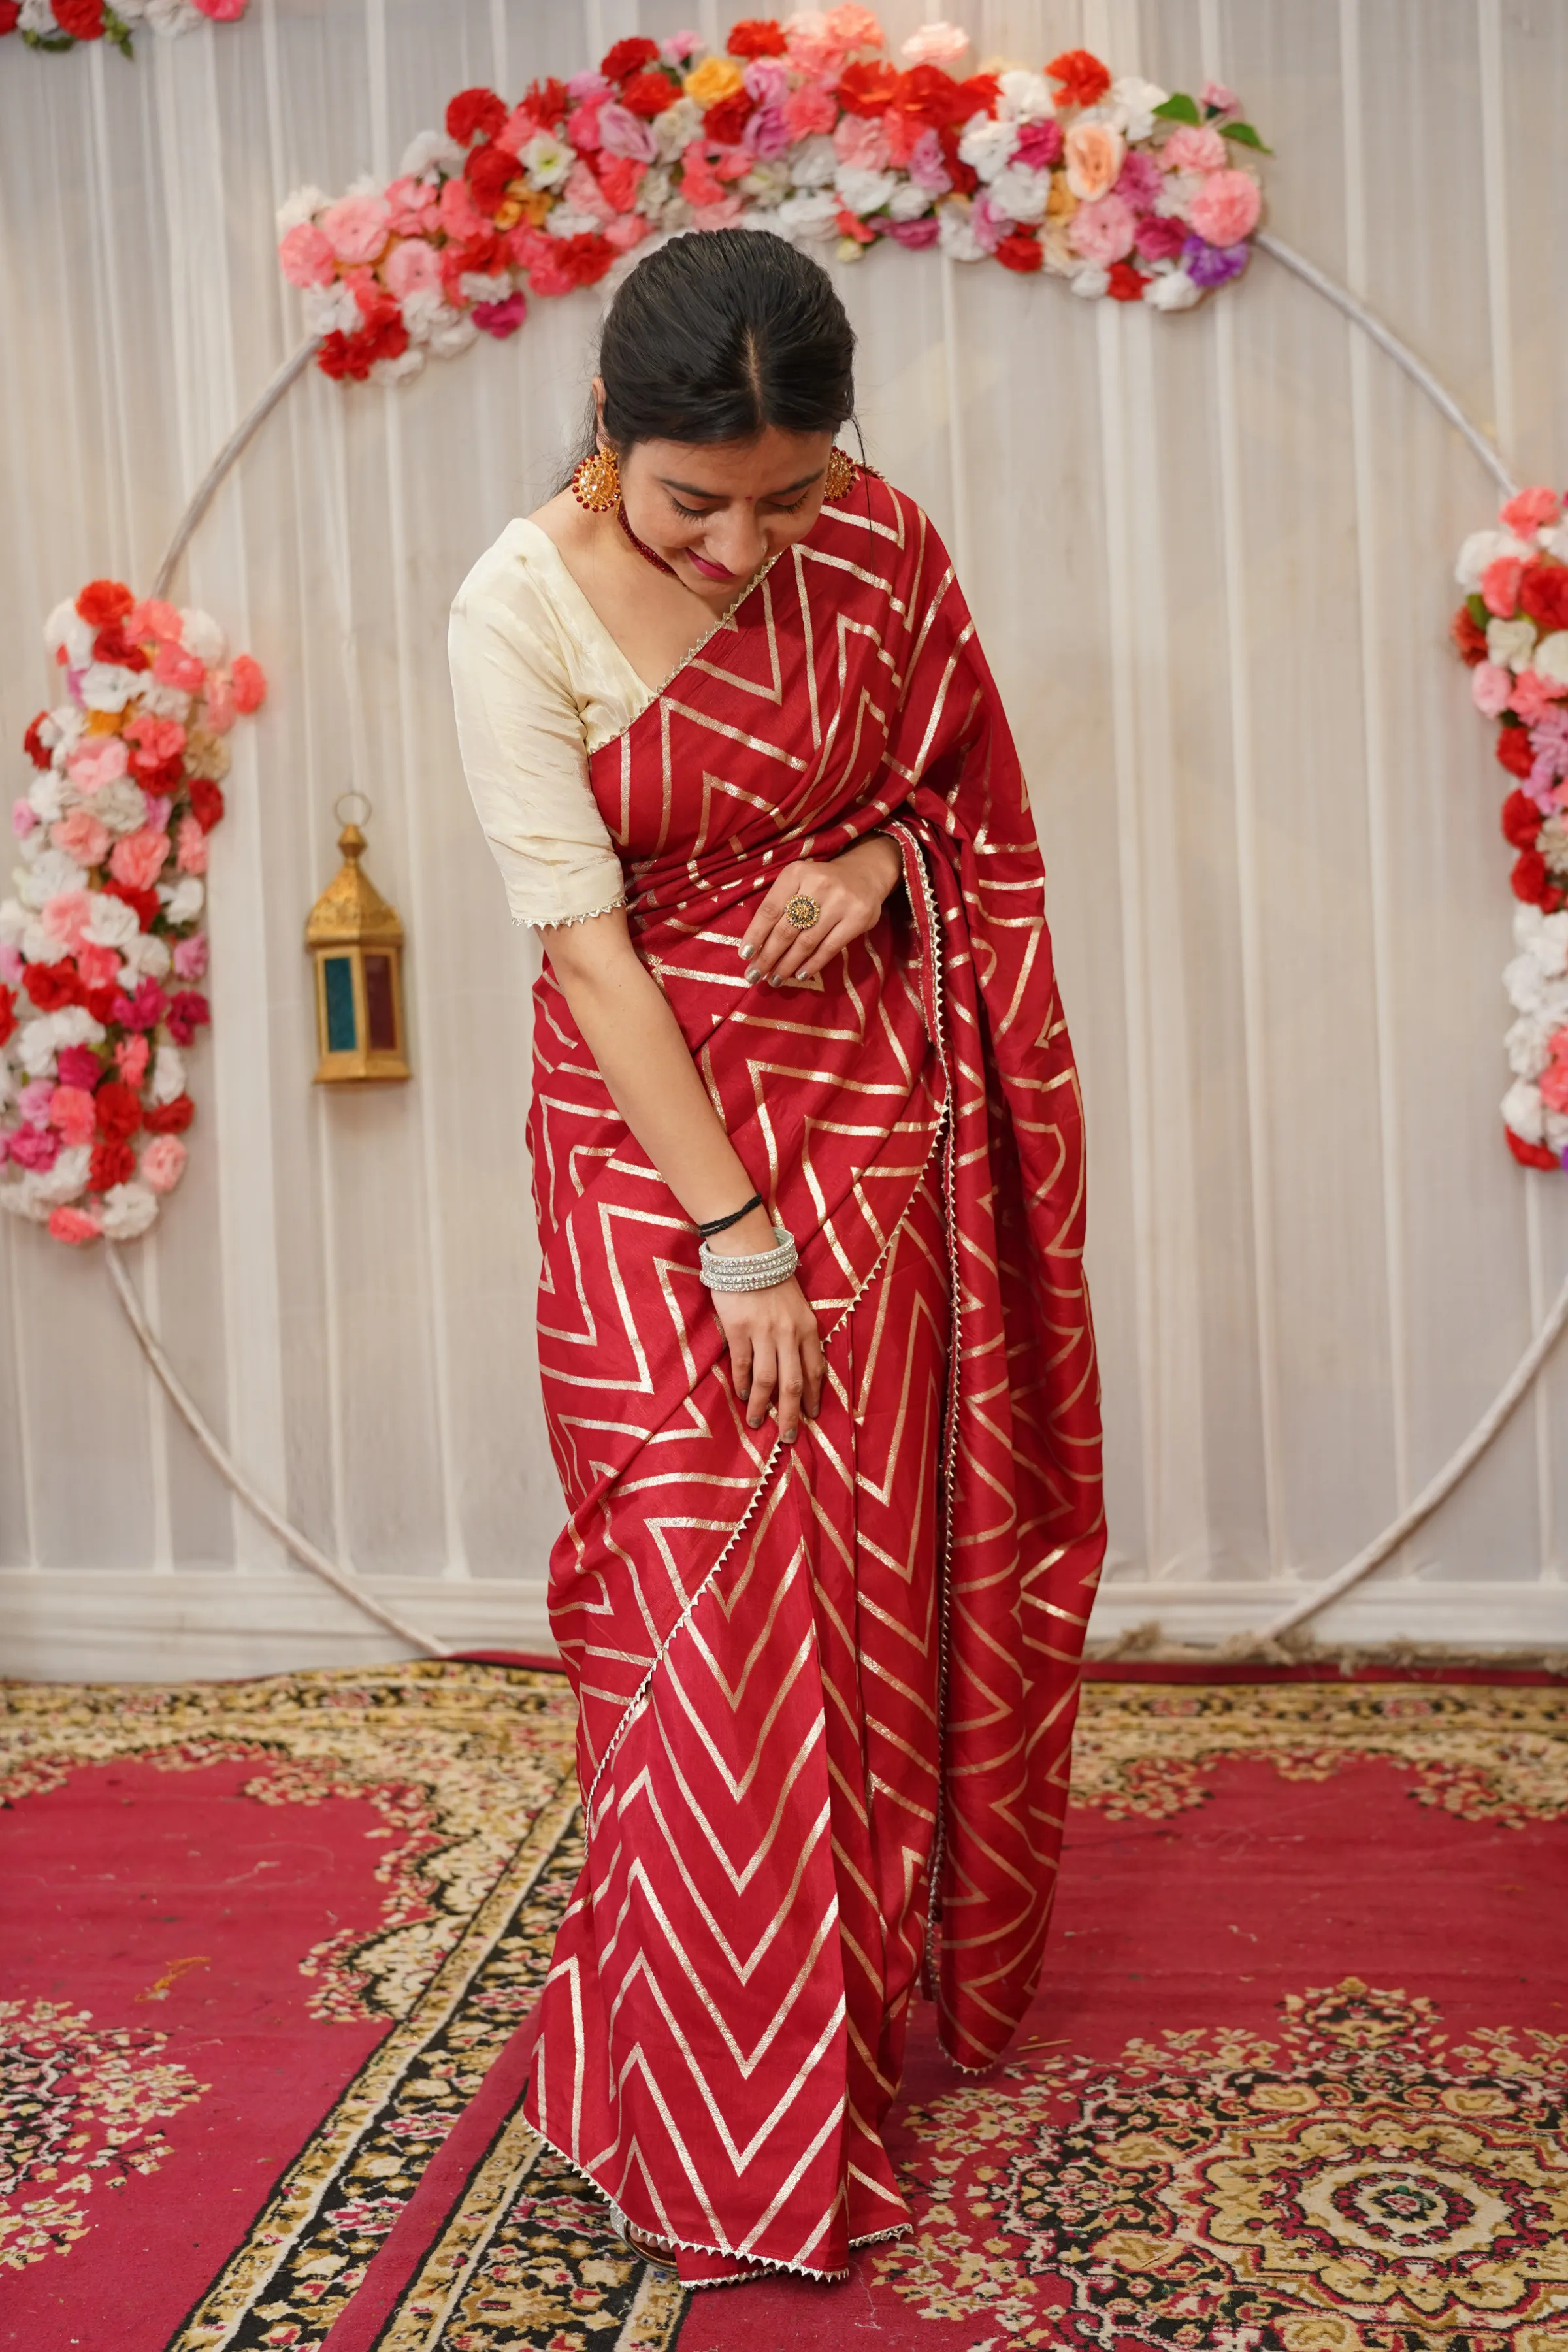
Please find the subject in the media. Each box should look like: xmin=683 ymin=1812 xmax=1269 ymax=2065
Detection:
xmin=546 ymin=913 xmax=779 ymax=1256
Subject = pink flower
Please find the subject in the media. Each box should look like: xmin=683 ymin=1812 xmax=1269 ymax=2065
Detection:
xmin=567 ymin=102 xmax=604 ymax=153
xmin=279 ymin=221 xmax=338 ymax=288
xmin=599 ymin=102 xmax=658 ymax=161
xmin=1501 ymin=485 xmax=1563 ymax=536
xmin=602 ymin=214 xmax=649 ymax=253
xmin=1472 ymin=661 xmax=1514 ymax=717
xmin=785 ymin=20 xmax=849 ymax=77
xmin=834 ymin=114 xmax=890 ymax=169
xmin=57 ymin=1045 xmax=101 ymax=1091
xmin=230 ymin=655 xmax=266 ymax=714
xmin=438 ymin=174 xmax=487 ymax=240
xmin=1482 ymin=555 xmax=1524 ymax=617
xmin=661 ymin=31 xmax=702 ymax=65
xmin=383 ymin=238 xmax=442 ymax=300
xmin=10 ymin=1127 xmax=60 ymax=1172
xmin=203 ymin=676 xmax=236 ymax=734
xmin=48 ymin=1205 xmax=102 ymax=1245
xmin=1201 ymin=80 xmax=1239 ymax=115
xmin=115 ymin=1034 xmax=150 ymax=1086
xmin=153 ymin=642 xmax=205 ymax=693
xmin=78 ymin=943 xmax=120 ymax=988
xmin=743 ymin=57 xmax=789 ymax=106
xmin=319 ymin=191 xmax=391 ymax=265
xmin=888 ymin=217 xmax=940 ymax=248
xmin=142 ymin=794 xmax=171 ymax=832
xmin=176 ymin=813 xmax=209 ymax=874
xmin=1188 ymin=168 xmax=1262 ymax=248
xmin=1135 ymin=214 xmax=1187 ymax=261
xmin=67 ymin=736 xmax=129 ymax=794
xmin=828 ymin=4 xmax=883 ymax=46
xmin=42 ymin=891 xmax=93 ymax=950
xmin=114 ymin=977 xmax=167 ymax=1032
xmin=1162 ymin=123 xmax=1228 ymax=174
xmin=172 ymin=932 xmax=208 ymax=982
xmin=1064 ymin=120 xmax=1125 ymax=202
xmin=50 ymin=1085 xmax=97 ymax=1147
xmin=473 ymin=291 xmax=528 ymax=338
xmin=782 ymin=85 xmax=838 ymax=140
xmin=906 ymin=127 xmax=952 ymax=197
xmin=12 ymin=800 xmax=39 ymax=839
xmin=1115 ymin=150 xmax=1162 ymax=208
xmin=110 ymin=828 xmax=172 ymax=892
xmin=129 ymin=598 xmax=183 ymax=644
xmin=1512 ymin=670 xmax=1568 ymax=724
xmin=0 ymin=943 xmax=22 ymax=985
xmin=191 ymin=0 xmax=248 ymax=19
xmin=19 ymin=1079 xmax=54 ymax=1126
xmin=384 ymin=176 xmax=439 ymax=236
xmin=1015 ymin=119 xmax=1064 ymax=171
xmin=900 ymin=21 xmax=968 ymax=66
xmin=126 ymin=715 xmax=188 ymax=773
xmin=564 ymin=158 xmax=615 ymax=225
xmin=1070 ymin=193 xmax=1139 ymax=264
xmin=140 ymin=1135 xmax=188 ymax=1194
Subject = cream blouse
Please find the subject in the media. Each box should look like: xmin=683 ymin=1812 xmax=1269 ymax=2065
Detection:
xmin=448 ymin=517 xmax=652 ymax=930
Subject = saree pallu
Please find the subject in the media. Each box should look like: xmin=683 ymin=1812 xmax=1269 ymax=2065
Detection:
xmin=523 ymin=476 xmax=1105 ymax=2283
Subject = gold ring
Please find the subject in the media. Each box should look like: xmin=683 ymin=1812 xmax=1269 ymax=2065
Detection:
xmin=785 ymin=894 xmax=819 ymax=932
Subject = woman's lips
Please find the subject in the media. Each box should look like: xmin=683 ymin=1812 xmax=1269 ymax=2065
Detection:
xmin=685 ymin=550 xmax=736 ymax=581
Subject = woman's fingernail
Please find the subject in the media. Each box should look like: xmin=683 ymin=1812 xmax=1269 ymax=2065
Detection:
xmin=783 ymin=1431 xmax=798 ymax=1444
xmin=738 ymin=941 xmax=753 ymax=958
xmin=745 ymin=966 xmax=760 ymax=984
xmin=766 ymin=975 xmax=779 ymax=988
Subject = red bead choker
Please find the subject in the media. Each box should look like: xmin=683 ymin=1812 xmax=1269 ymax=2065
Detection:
xmin=615 ymin=502 xmax=678 ymax=580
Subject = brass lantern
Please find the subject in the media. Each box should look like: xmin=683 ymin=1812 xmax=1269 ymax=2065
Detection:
xmin=305 ymin=796 xmax=410 ymax=1084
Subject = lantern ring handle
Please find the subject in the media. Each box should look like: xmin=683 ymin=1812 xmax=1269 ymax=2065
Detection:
xmin=335 ymin=791 xmax=372 ymax=828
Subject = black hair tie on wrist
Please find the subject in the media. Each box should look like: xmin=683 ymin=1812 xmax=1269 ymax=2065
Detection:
xmin=696 ymin=1192 xmax=763 ymax=1239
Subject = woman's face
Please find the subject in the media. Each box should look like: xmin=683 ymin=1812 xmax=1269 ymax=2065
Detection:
xmin=608 ymin=405 xmax=837 ymax=602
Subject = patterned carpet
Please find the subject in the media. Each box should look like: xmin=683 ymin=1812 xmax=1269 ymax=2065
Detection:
xmin=2 ymin=1668 xmax=1565 ymax=2351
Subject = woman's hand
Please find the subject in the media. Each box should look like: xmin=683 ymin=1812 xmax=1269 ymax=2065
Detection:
xmin=710 ymin=1267 xmax=823 ymax=1445
xmin=741 ymin=834 xmax=904 ymax=989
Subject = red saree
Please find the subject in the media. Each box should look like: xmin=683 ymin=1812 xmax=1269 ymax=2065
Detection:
xmin=523 ymin=474 xmax=1104 ymax=2283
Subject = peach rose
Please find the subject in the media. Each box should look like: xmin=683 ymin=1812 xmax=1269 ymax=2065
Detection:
xmin=319 ymin=191 xmax=391 ymax=265
xmin=51 ymin=811 xmax=111 ymax=868
xmin=109 ymin=828 xmax=171 ymax=892
xmin=1064 ymin=120 xmax=1126 ymax=203
xmin=1189 ymin=168 xmax=1261 ymax=248
xmin=140 ymin=1135 xmax=188 ymax=1194
xmin=1162 ymin=123 xmax=1228 ymax=174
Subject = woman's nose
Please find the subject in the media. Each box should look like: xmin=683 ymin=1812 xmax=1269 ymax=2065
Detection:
xmin=704 ymin=510 xmax=768 ymax=574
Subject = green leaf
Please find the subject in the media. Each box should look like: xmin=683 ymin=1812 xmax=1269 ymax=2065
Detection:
xmin=22 ymin=27 xmax=78 ymax=46
xmin=1467 ymin=593 xmax=1490 ymax=630
xmin=1152 ymin=92 xmax=1202 ymax=125
xmin=1224 ymin=122 xmax=1273 ymax=153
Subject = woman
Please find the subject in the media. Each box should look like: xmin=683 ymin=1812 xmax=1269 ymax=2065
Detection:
xmin=449 ymin=229 xmax=1103 ymax=2287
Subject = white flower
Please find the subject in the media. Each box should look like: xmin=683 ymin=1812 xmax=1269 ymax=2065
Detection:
xmin=149 ymin=1045 xmax=187 ymax=1106
xmin=1455 ymin=527 xmax=1531 ymax=592
xmin=1512 ymin=901 xmax=1568 ymax=974
xmin=29 ymin=770 xmax=71 ymax=823
xmin=1487 ymin=615 xmax=1538 ymax=673
xmin=1506 ymin=1013 xmax=1552 ymax=1080
xmin=1144 ymin=268 xmax=1201 ymax=312
xmin=30 ymin=1145 xmax=93 ymax=1211
xmin=179 ymin=608 xmax=226 ymax=666
xmin=522 ymin=131 xmax=572 ymax=189
xmin=653 ymin=98 xmax=702 ymax=162
xmin=44 ymin=599 xmax=95 ymax=670
xmin=958 ymin=113 xmax=1018 ymax=183
xmin=143 ymin=0 xmax=203 ymax=31
xmin=457 ymin=271 xmax=513 ymax=304
xmin=44 ymin=1008 xmax=106 ymax=1053
xmin=80 ymin=663 xmax=143 ymax=714
xmin=987 ymin=163 xmax=1051 ymax=224
xmin=888 ymin=179 xmax=933 ymax=222
xmin=86 ymin=894 xmax=140 ymax=953
xmin=634 ymin=163 xmax=676 ymax=218
xmin=162 ymin=877 xmax=205 ymax=928
xmin=774 ymin=191 xmax=840 ymax=242
xmin=544 ymin=205 xmax=602 ymax=240
xmin=1540 ymin=521 xmax=1568 ymax=564
xmin=90 ymin=779 xmax=148 ymax=838
xmin=429 ymin=314 xmax=478 ymax=361
xmin=0 ymin=900 xmax=24 ymax=945
xmin=788 ymin=135 xmax=838 ymax=191
xmin=120 ymin=932 xmax=172 ymax=983
xmin=398 ymin=288 xmax=446 ymax=344
xmin=16 ymin=849 xmax=86 ymax=910
xmin=1106 ymin=75 xmax=1169 ymax=141
xmin=135 ymin=681 xmax=191 ymax=722
xmin=370 ymin=347 xmax=427 ymax=387
xmin=937 ymin=200 xmax=987 ymax=263
xmin=1154 ymin=169 xmax=1204 ymax=221
xmin=302 ymin=283 xmax=362 ymax=338
xmin=99 ymin=1183 xmax=160 ymax=1242
xmin=17 ymin=0 xmax=56 ymax=33
xmin=398 ymin=129 xmax=464 ymax=182
xmin=1503 ymin=1078 xmax=1547 ymax=1145
xmin=276 ymin=184 xmax=330 ymax=235
xmin=20 ymin=924 xmax=69 ymax=966
xmin=16 ymin=1022 xmax=57 ymax=1081
xmin=1070 ymin=263 xmax=1112 ymax=299
xmin=1533 ymin=630 xmax=1568 ymax=688
xmin=834 ymin=165 xmax=897 ymax=216
xmin=995 ymin=69 xmax=1056 ymax=122
xmin=740 ymin=161 xmax=791 ymax=209
xmin=45 ymin=702 xmax=86 ymax=755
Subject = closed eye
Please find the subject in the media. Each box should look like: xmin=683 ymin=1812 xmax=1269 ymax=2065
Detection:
xmin=669 ymin=492 xmax=813 ymax=521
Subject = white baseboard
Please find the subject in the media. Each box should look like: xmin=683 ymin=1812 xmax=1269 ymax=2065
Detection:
xmin=2 ymin=1568 xmax=1562 ymax=1686
xmin=0 ymin=1568 xmax=556 ymax=1684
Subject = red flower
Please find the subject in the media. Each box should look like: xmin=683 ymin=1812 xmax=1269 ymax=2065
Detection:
xmin=92 ymin=622 xmax=150 ymax=672
xmin=1107 ymin=259 xmax=1147 ymax=301
xmin=94 ymin=1080 xmax=143 ymax=1143
xmin=889 ymin=63 xmax=995 ymax=131
xmin=1503 ymin=789 xmax=1543 ymax=850
xmin=90 ymin=1140 xmax=136 ymax=1193
xmin=112 ymin=977 xmax=167 ymax=1032
xmin=1497 ymin=723 xmax=1536 ymax=780
xmin=445 ymin=88 xmax=508 ymax=146
xmin=165 ymin=990 xmax=211 ymax=1047
xmin=1520 ymin=559 xmax=1568 ymax=637
xmin=936 ymin=123 xmax=977 ymax=195
xmin=137 ymin=755 xmax=186 ymax=800
xmin=83 ymin=984 xmax=120 ymax=1027
xmin=1507 ymin=1127 xmax=1560 ymax=1170
xmin=23 ymin=712 xmax=51 ymax=770
xmin=619 ymin=68 xmax=681 ymax=118
xmin=600 ymin=35 xmax=659 ymax=81
xmin=837 ymin=59 xmax=898 ymax=115
xmin=0 ymin=4 xmax=21 ymax=32
xmin=727 ymin=19 xmax=787 ymax=59
xmin=1450 ymin=604 xmax=1489 ymax=665
xmin=188 ymin=778 xmax=225 ymax=833
xmin=53 ymin=0 xmax=103 ymax=37
xmin=143 ymin=1094 xmax=195 ymax=1135
xmin=0 ymin=985 xmax=15 ymax=1047
xmin=1512 ymin=847 xmax=1552 ymax=904
xmin=520 ymin=76 xmax=570 ymax=126
xmin=57 ymin=1045 xmax=101 ymax=1090
xmin=835 ymin=206 xmax=876 ymax=246
xmin=1047 ymin=48 xmax=1112 ymax=108
xmin=553 ymin=233 xmax=615 ymax=289
xmin=953 ymin=72 xmax=1000 ymax=120
xmin=995 ymin=228 xmax=1045 ymax=274
xmin=103 ymin=878 xmax=159 ymax=930
xmin=318 ymin=314 xmax=410 ymax=384
xmin=23 ymin=963 xmax=83 ymax=1013
xmin=75 ymin=578 xmax=134 ymax=627
xmin=702 ymin=91 xmax=755 ymax=144
xmin=465 ymin=141 xmax=522 ymax=214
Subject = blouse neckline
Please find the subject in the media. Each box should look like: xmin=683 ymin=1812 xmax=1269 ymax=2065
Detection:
xmin=507 ymin=514 xmax=765 ymax=711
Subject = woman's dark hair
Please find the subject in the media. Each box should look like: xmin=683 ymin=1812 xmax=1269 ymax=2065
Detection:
xmin=591 ymin=229 xmax=857 ymax=455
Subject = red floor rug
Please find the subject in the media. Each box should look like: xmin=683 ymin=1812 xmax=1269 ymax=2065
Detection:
xmin=5 ymin=1671 xmax=1567 ymax=2352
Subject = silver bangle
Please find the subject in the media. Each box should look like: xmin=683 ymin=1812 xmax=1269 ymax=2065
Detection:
xmin=699 ymin=1223 xmax=798 ymax=1293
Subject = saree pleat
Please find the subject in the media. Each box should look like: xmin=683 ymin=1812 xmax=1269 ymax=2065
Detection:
xmin=520 ymin=478 xmax=1104 ymax=2282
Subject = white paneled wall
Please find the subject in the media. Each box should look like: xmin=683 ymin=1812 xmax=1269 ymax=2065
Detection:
xmin=2 ymin=0 xmax=1565 ymax=1676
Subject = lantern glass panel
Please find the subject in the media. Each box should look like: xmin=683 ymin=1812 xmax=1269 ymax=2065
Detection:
xmin=323 ymin=955 xmax=358 ymax=1051
xmin=363 ymin=953 xmax=397 ymax=1051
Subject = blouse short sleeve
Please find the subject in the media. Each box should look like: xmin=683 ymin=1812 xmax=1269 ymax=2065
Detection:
xmin=448 ymin=520 xmax=634 ymax=930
